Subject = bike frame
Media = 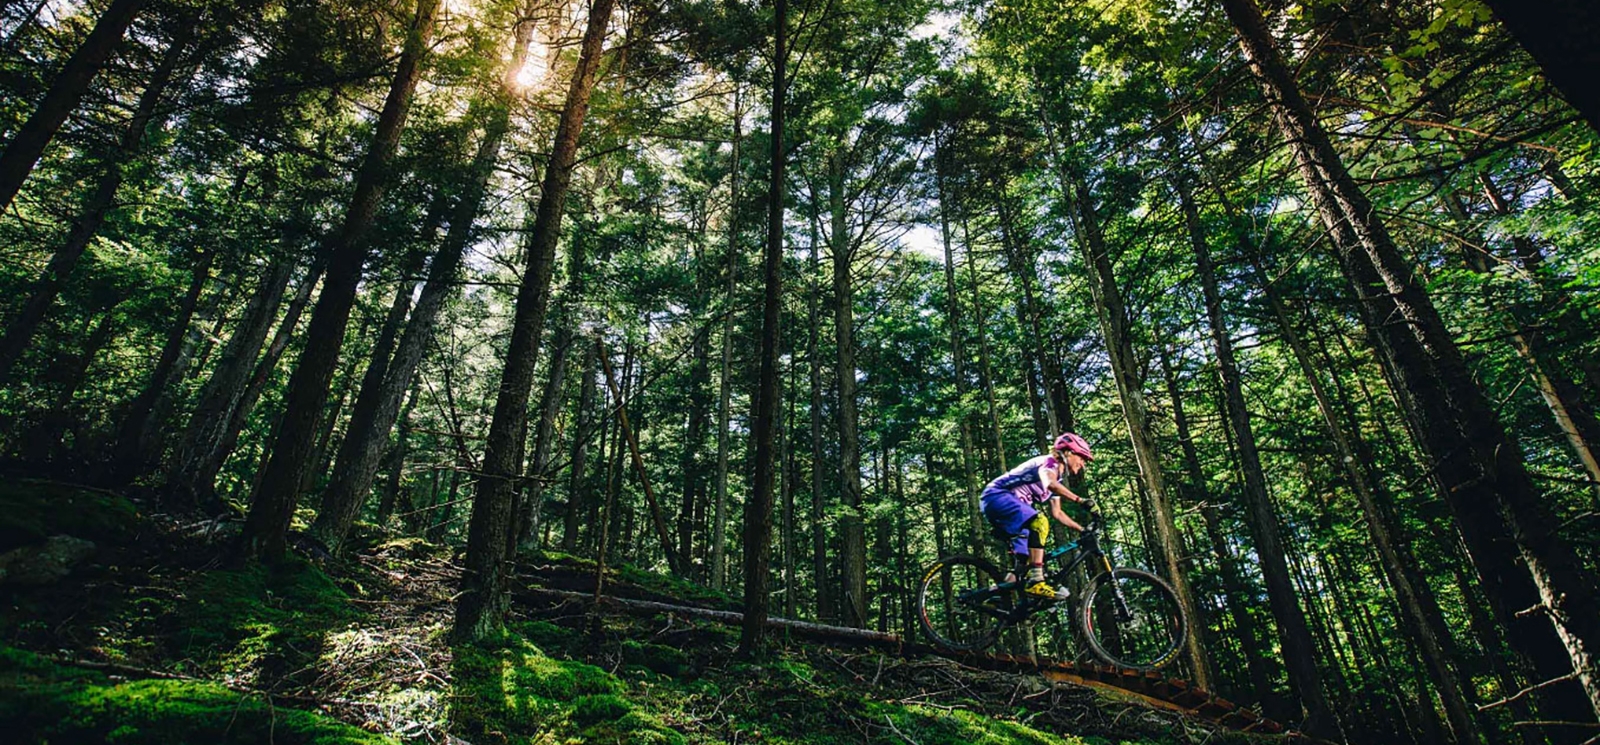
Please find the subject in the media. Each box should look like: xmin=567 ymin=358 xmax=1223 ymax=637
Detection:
xmin=972 ymin=514 xmax=1119 ymax=625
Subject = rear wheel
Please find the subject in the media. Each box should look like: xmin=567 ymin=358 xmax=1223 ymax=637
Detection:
xmin=916 ymin=555 xmax=1011 ymax=652
xmin=1079 ymin=567 xmax=1186 ymax=670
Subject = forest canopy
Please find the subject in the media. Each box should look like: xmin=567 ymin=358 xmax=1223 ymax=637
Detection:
xmin=2 ymin=0 xmax=1599 ymax=742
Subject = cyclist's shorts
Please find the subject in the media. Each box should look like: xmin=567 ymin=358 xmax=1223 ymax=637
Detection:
xmin=980 ymin=487 xmax=1037 ymax=556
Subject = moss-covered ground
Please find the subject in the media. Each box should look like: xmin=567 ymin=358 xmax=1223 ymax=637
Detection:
xmin=0 ymin=479 xmax=1281 ymax=744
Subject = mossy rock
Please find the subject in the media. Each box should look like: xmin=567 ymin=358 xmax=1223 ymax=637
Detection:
xmin=0 ymin=479 xmax=138 ymax=551
xmin=571 ymin=693 xmax=632 ymax=724
xmin=514 ymin=619 xmax=580 ymax=655
xmin=0 ymin=645 xmax=393 ymax=744
xmin=174 ymin=559 xmax=353 ymax=673
xmin=449 ymin=638 xmax=626 ymax=741
xmin=620 ymin=639 xmax=691 ymax=678
xmin=583 ymin=710 xmax=686 ymax=744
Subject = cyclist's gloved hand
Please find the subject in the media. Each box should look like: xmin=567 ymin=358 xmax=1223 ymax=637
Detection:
xmin=1079 ymin=498 xmax=1097 ymax=511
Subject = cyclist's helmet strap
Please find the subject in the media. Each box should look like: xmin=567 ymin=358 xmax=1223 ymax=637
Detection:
xmin=1053 ymin=432 xmax=1093 ymax=461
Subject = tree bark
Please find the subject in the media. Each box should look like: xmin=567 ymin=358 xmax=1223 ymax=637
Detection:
xmin=828 ymin=149 xmax=868 ymax=630
xmin=166 ymin=256 xmax=305 ymax=511
xmin=1155 ymin=345 xmax=1276 ymax=709
xmin=806 ymin=193 xmax=829 ymax=621
xmin=0 ymin=0 xmax=150 ymax=213
xmin=312 ymin=9 xmax=536 ymax=554
xmin=239 ymin=0 xmax=439 ymax=562
xmin=107 ymin=243 xmax=213 ymax=480
xmin=710 ymin=86 xmax=740 ymax=591
xmin=1176 ymin=176 xmax=1337 ymax=735
xmin=932 ymin=137 xmax=983 ymax=553
xmin=0 ymin=13 xmax=189 ymax=383
xmin=454 ymin=0 xmax=613 ymax=641
xmin=736 ymin=0 xmax=784 ymax=654
xmin=1053 ymin=136 xmax=1209 ymax=691
xmin=1223 ymin=0 xmax=1600 ymax=722
xmin=1479 ymin=0 xmax=1600 ymax=134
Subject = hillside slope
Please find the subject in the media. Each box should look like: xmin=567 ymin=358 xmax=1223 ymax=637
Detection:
xmin=0 ymin=480 xmax=1293 ymax=744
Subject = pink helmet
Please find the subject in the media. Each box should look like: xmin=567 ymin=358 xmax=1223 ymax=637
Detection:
xmin=1053 ymin=432 xmax=1093 ymax=461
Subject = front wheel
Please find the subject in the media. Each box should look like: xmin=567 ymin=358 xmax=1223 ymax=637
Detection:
xmin=1079 ymin=567 xmax=1186 ymax=671
xmin=916 ymin=555 xmax=1011 ymax=652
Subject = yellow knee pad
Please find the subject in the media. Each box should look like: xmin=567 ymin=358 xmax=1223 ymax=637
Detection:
xmin=1025 ymin=512 xmax=1049 ymax=548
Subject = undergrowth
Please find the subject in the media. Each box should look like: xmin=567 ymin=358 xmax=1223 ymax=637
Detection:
xmin=0 ymin=480 xmax=1276 ymax=744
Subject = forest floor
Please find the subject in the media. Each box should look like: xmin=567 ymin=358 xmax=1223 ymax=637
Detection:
xmin=0 ymin=478 xmax=1292 ymax=744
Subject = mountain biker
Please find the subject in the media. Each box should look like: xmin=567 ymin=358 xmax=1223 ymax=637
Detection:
xmin=980 ymin=432 xmax=1095 ymax=601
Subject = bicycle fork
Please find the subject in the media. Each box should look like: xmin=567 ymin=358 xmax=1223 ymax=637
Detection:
xmin=1100 ymin=554 xmax=1135 ymax=623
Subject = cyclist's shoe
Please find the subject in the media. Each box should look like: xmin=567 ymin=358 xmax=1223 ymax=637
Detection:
xmin=1025 ymin=581 xmax=1068 ymax=601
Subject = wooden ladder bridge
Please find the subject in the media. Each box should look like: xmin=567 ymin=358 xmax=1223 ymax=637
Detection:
xmin=518 ymin=580 xmax=1303 ymax=738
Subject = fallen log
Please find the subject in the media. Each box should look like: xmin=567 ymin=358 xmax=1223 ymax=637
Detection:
xmin=516 ymin=587 xmax=904 ymax=646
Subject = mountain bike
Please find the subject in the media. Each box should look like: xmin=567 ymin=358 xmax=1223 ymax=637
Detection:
xmin=916 ymin=510 xmax=1187 ymax=671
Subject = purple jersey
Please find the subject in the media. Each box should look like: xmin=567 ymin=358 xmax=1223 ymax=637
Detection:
xmin=985 ymin=454 xmax=1064 ymax=506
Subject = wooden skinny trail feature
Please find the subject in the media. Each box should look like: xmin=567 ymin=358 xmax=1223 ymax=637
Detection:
xmin=517 ymin=587 xmax=1298 ymax=738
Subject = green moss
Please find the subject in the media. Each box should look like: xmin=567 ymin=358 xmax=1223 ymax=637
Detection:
xmin=583 ymin=710 xmax=687 ymax=744
xmin=513 ymin=619 xmax=580 ymax=655
xmin=449 ymin=636 xmax=627 ymax=742
xmin=0 ymin=645 xmax=393 ymax=744
xmin=621 ymin=639 xmax=691 ymax=678
xmin=572 ymin=693 xmax=632 ymax=723
xmin=0 ymin=479 xmax=138 ymax=550
xmin=173 ymin=558 xmax=354 ymax=683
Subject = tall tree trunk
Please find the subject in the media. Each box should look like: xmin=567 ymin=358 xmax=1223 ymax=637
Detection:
xmin=782 ymin=355 xmax=798 ymax=619
xmin=517 ymin=313 xmax=575 ymax=553
xmin=1439 ymin=188 xmax=1600 ymax=502
xmin=806 ymin=195 xmax=830 ymax=620
xmin=1247 ymin=242 xmax=1482 ymax=744
xmin=376 ymin=383 xmax=420 ymax=526
xmin=0 ymin=0 xmax=149 ymax=213
xmin=1053 ymin=136 xmax=1209 ymax=691
xmin=240 ymin=0 xmax=439 ymax=562
xmin=678 ymin=322 xmax=711 ymax=573
xmin=736 ymin=0 xmax=785 ymax=654
xmin=107 ymin=243 xmax=213 ymax=479
xmin=0 ymin=13 xmax=188 ymax=383
xmin=710 ymin=87 xmax=740 ymax=591
xmin=311 ymin=9 xmax=535 ymax=554
xmin=455 ymin=0 xmax=613 ymax=641
xmin=932 ymin=137 xmax=983 ymax=553
xmin=1478 ymin=0 xmax=1600 ymax=134
xmin=599 ymin=336 xmax=681 ymax=574
xmin=166 ymin=255 xmax=305 ymax=511
xmin=828 ymin=150 xmax=868 ymax=630
xmin=1156 ymin=345 xmax=1276 ymax=708
xmin=207 ymin=260 xmax=323 ymax=505
xmin=961 ymin=222 xmax=1006 ymax=471
xmin=1223 ymin=0 xmax=1600 ymax=722
xmin=562 ymin=340 xmax=600 ymax=552
xmin=1175 ymin=176 xmax=1336 ymax=735
xmin=306 ymin=242 xmax=427 ymax=548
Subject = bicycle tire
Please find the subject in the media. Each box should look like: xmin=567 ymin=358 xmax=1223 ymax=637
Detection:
xmin=916 ymin=555 xmax=1011 ymax=652
xmin=1079 ymin=567 xmax=1187 ymax=671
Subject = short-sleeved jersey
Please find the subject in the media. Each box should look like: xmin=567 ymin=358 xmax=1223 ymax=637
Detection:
xmin=985 ymin=454 xmax=1064 ymax=506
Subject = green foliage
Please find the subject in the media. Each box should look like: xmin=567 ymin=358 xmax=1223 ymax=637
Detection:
xmin=0 ymin=645 xmax=394 ymax=744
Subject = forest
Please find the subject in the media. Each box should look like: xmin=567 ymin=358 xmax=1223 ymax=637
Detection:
xmin=1 ymin=0 xmax=1598 ymax=742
